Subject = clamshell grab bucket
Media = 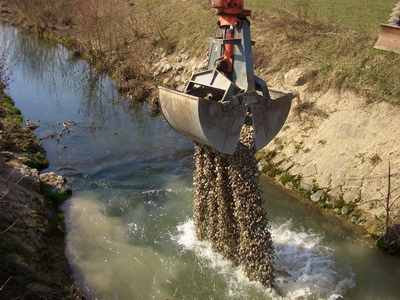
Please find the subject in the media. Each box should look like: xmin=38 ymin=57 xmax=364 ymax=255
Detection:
xmin=159 ymin=86 xmax=293 ymax=155
xmin=159 ymin=86 xmax=247 ymax=155
xmin=374 ymin=24 xmax=400 ymax=54
xmin=252 ymin=89 xmax=293 ymax=151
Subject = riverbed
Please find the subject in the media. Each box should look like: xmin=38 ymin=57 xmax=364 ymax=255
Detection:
xmin=2 ymin=23 xmax=400 ymax=299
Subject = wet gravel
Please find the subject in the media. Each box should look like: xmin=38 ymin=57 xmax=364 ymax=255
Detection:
xmin=193 ymin=116 xmax=275 ymax=287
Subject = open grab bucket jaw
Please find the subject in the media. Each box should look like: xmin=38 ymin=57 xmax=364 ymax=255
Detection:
xmin=158 ymin=0 xmax=293 ymax=155
xmin=374 ymin=2 xmax=400 ymax=54
xmin=374 ymin=24 xmax=400 ymax=54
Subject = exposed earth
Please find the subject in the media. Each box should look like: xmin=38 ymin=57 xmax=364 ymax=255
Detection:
xmin=0 ymin=87 xmax=83 ymax=299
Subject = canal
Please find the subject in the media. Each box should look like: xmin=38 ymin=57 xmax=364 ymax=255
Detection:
xmin=2 ymin=23 xmax=400 ymax=299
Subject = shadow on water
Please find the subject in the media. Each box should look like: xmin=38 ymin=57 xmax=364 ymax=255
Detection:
xmin=2 ymin=23 xmax=400 ymax=300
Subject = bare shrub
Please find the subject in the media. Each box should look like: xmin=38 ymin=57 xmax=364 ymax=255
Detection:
xmin=360 ymin=162 xmax=400 ymax=252
xmin=71 ymin=0 xmax=149 ymax=61
xmin=0 ymin=34 xmax=12 ymax=89
xmin=10 ymin=0 xmax=75 ymax=35
xmin=0 ymin=53 xmax=11 ymax=90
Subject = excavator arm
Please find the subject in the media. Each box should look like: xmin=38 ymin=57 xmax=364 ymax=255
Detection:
xmin=158 ymin=0 xmax=293 ymax=155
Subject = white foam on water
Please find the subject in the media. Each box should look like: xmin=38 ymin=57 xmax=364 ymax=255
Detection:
xmin=142 ymin=188 xmax=174 ymax=195
xmin=176 ymin=219 xmax=355 ymax=300
xmin=141 ymin=187 xmax=193 ymax=196
xmin=272 ymin=220 xmax=355 ymax=300
xmin=176 ymin=220 xmax=277 ymax=299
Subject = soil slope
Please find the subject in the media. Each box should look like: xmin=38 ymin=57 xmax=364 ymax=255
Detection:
xmin=0 ymin=88 xmax=82 ymax=299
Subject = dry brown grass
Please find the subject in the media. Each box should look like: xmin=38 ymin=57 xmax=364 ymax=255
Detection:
xmin=9 ymin=0 xmax=73 ymax=34
xmin=251 ymin=10 xmax=400 ymax=105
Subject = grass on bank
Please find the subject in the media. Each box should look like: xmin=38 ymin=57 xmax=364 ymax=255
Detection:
xmin=0 ymin=91 xmax=49 ymax=170
xmin=248 ymin=0 xmax=396 ymax=33
xmin=247 ymin=0 xmax=400 ymax=105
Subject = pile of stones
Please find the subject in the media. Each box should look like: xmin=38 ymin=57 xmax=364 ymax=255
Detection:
xmin=193 ymin=116 xmax=275 ymax=287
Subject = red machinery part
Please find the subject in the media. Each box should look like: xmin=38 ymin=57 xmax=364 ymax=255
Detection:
xmin=212 ymin=0 xmax=251 ymax=25
xmin=212 ymin=1 xmax=251 ymax=77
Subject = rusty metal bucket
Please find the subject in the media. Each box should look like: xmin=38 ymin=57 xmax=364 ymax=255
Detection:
xmin=374 ymin=24 xmax=400 ymax=54
xmin=159 ymin=86 xmax=293 ymax=155
xmin=159 ymin=86 xmax=247 ymax=155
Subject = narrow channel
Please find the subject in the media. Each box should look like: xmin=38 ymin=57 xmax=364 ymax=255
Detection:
xmin=2 ymin=23 xmax=400 ymax=299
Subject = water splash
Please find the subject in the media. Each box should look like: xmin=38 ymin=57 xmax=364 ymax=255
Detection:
xmin=272 ymin=220 xmax=355 ymax=299
xmin=176 ymin=219 xmax=355 ymax=300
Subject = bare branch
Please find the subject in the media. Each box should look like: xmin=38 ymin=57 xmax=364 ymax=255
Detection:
xmin=0 ymin=204 xmax=28 ymax=235
xmin=389 ymin=196 xmax=400 ymax=210
xmin=390 ymin=185 xmax=400 ymax=194
xmin=359 ymin=198 xmax=382 ymax=205
xmin=0 ymin=276 xmax=12 ymax=291
xmin=0 ymin=174 xmax=26 ymax=202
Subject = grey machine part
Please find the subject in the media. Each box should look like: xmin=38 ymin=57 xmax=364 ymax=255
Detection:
xmin=159 ymin=18 xmax=293 ymax=155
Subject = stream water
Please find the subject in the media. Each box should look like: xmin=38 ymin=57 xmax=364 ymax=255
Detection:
xmin=2 ymin=23 xmax=400 ymax=299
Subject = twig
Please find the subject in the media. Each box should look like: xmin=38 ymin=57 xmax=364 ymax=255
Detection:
xmin=6 ymin=168 xmax=16 ymax=180
xmin=347 ymin=172 xmax=400 ymax=181
xmin=358 ymin=161 xmax=400 ymax=238
xmin=0 ymin=204 xmax=27 ymax=235
xmin=0 ymin=174 xmax=26 ymax=202
xmin=0 ymin=276 xmax=12 ymax=291
xmin=4 ymin=124 xmax=15 ymax=140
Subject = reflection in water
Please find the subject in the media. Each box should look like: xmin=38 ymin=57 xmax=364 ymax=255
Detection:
xmin=2 ymin=23 xmax=400 ymax=300
xmin=2 ymin=23 xmax=177 ymax=173
xmin=2 ymin=24 xmax=124 ymax=123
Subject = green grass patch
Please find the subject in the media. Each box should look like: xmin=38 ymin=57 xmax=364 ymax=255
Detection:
xmin=40 ymin=182 xmax=71 ymax=206
xmin=248 ymin=0 xmax=395 ymax=33
xmin=280 ymin=173 xmax=301 ymax=189
xmin=1 ymin=91 xmax=49 ymax=169
xmin=1 ymin=93 xmax=23 ymax=123
xmin=249 ymin=1 xmax=400 ymax=105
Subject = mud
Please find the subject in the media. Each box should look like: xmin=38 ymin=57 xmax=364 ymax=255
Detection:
xmin=193 ymin=116 xmax=275 ymax=287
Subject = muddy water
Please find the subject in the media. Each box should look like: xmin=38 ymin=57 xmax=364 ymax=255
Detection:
xmin=2 ymin=23 xmax=400 ymax=299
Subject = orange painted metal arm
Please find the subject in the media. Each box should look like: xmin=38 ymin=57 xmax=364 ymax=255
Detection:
xmin=212 ymin=0 xmax=251 ymax=19
xmin=211 ymin=0 xmax=252 ymax=77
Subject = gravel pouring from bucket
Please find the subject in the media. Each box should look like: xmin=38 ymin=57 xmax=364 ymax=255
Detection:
xmin=159 ymin=0 xmax=293 ymax=155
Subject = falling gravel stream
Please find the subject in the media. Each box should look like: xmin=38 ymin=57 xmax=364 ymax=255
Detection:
xmin=2 ymin=23 xmax=400 ymax=299
xmin=193 ymin=119 xmax=275 ymax=288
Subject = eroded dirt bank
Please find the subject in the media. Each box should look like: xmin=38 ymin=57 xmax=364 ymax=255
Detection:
xmin=0 ymin=89 xmax=83 ymax=298
xmin=261 ymin=79 xmax=400 ymax=247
